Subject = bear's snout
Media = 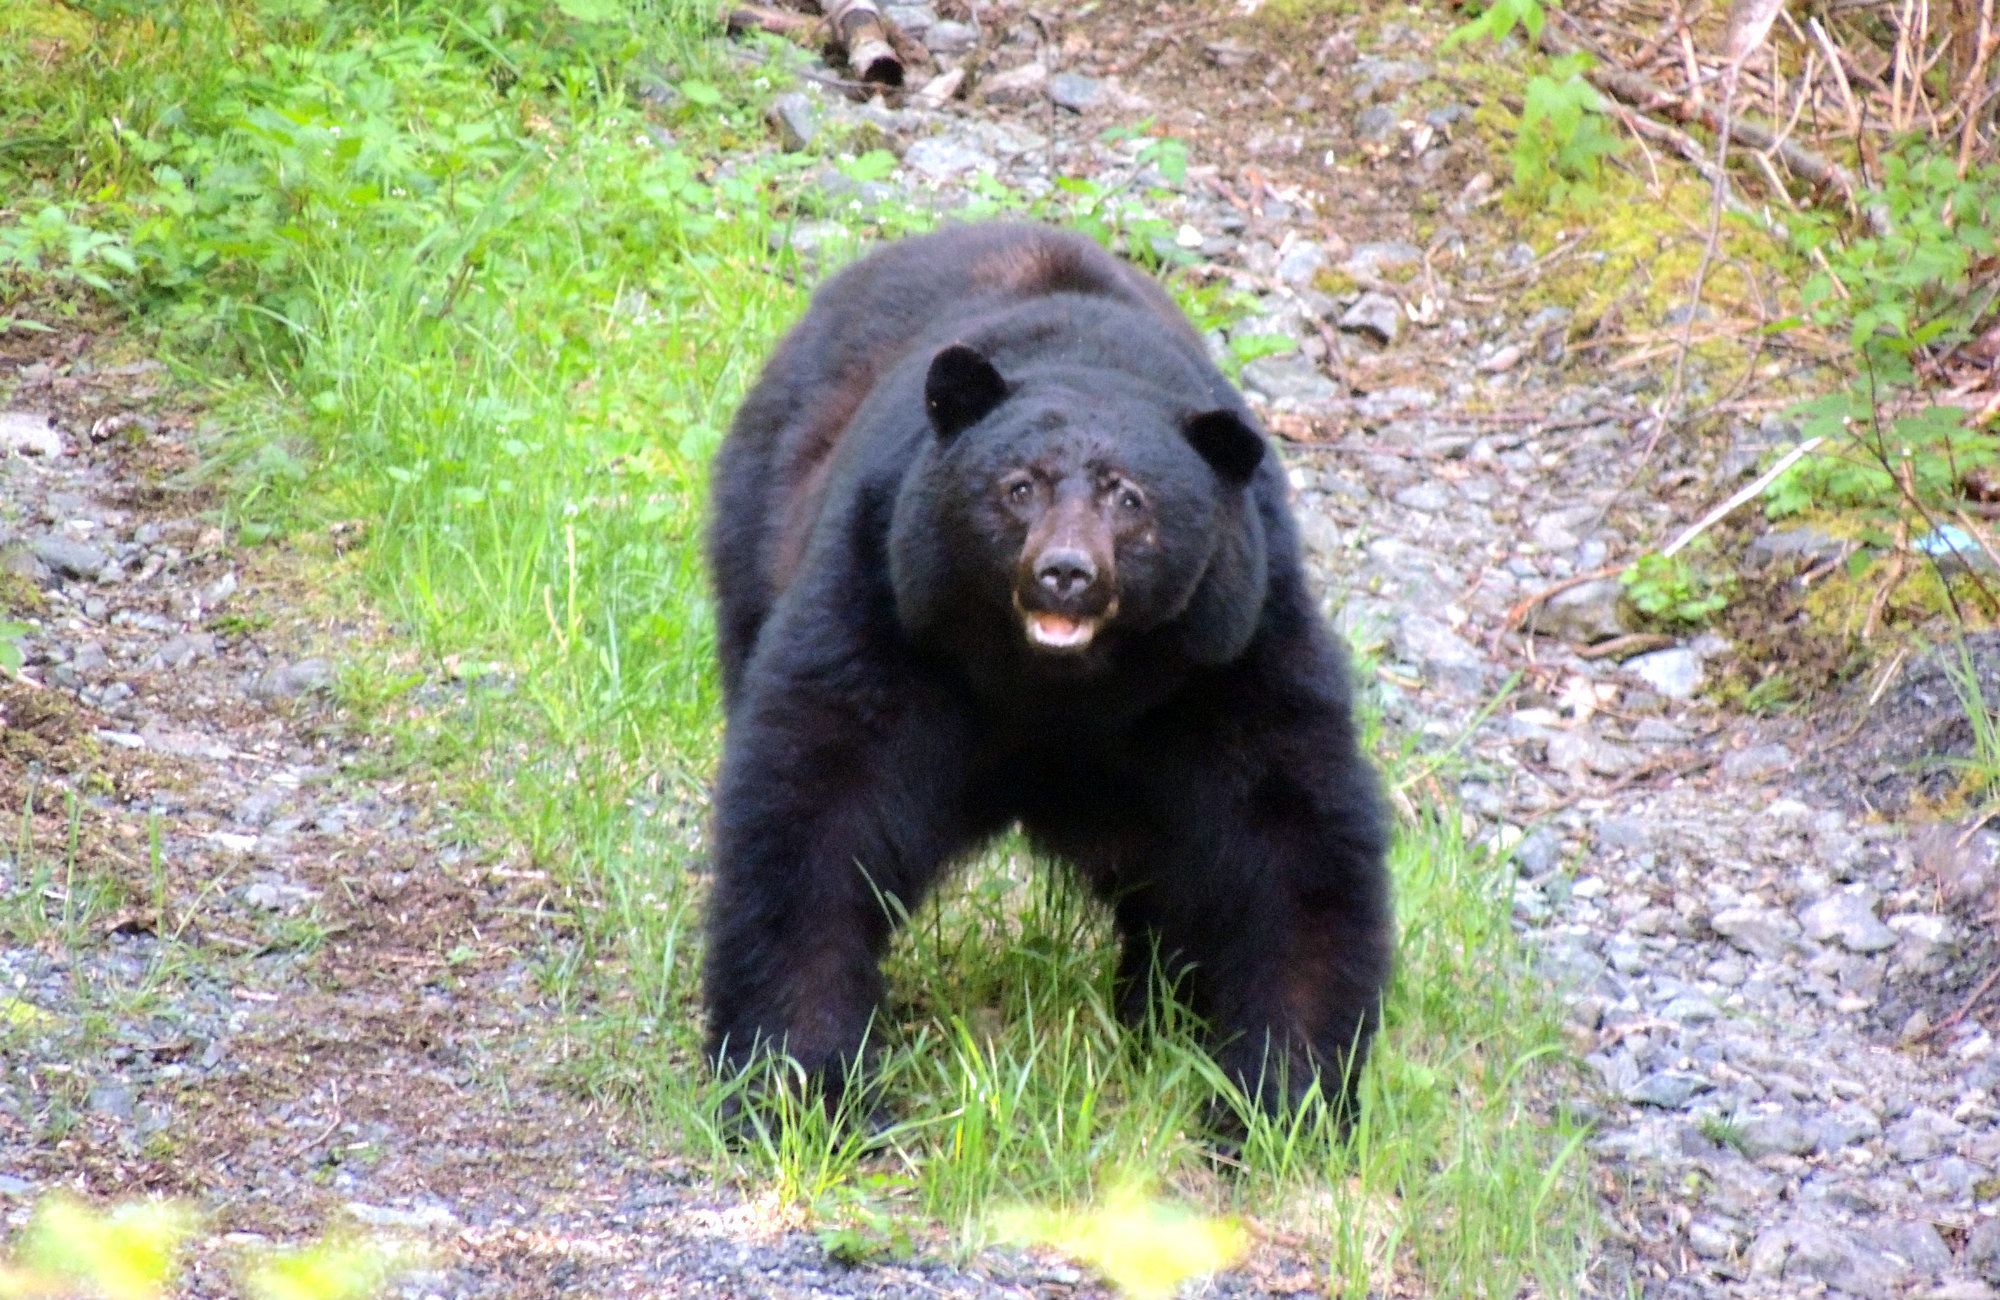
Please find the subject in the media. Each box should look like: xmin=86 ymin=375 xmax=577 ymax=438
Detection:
xmin=1034 ymin=547 xmax=1097 ymax=601
xmin=1015 ymin=499 xmax=1117 ymax=651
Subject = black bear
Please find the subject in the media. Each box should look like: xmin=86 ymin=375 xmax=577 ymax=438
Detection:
xmin=704 ymin=221 xmax=1393 ymax=1119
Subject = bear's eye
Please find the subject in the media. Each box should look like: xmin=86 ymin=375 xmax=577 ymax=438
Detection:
xmin=1007 ymin=479 xmax=1034 ymax=504
xmin=1117 ymin=487 xmax=1145 ymax=512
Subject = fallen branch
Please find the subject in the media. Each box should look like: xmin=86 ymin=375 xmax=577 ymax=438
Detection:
xmin=1905 ymin=961 xmax=2000 ymax=1043
xmin=1545 ymin=18 xmax=1888 ymax=234
xmin=1577 ymin=632 xmax=1677 ymax=659
xmin=1660 ymin=436 xmax=1828 ymax=557
xmin=726 ymin=3 xmax=815 ymax=37
xmin=1959 ymin=0 xmax=1999 ymax=175
xmin=1505 ymin=563 xmax=1627 ymax=633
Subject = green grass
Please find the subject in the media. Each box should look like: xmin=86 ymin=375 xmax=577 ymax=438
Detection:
xmin=1 ymin=1 xmax=1594 ymax=1292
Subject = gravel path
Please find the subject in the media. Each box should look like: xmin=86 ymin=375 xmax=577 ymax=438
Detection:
xmin=5 ymin=3 xmax=1998 ymax=1297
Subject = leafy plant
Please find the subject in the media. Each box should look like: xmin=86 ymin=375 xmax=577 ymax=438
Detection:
xmin=0 ymin=205 xmax=138 ymax=330
xmin=1764 ymin=147 xmax=2000 ymax=522
xmin=1513 ymin=56 xmax=1623 ymax=202
xmin=0 ymin=620 xmax=28 ymax=678
xmin=1765 ymin=397 xmax=1994 ymax=518
xmin=1220 ymin=330 xmax=1297 ymax=380
xmin=1622 ymin=549 xmax=1734 ymax=625
xmin=1443 ymin=2 xmax=1620 ymax=203
xmin=813 ymin=1179 xmax=917 ymax=1267
xmin=1441 ymin=0 xmax=1549 ymax=48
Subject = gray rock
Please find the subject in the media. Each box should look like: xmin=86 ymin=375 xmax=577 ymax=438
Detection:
xmin=1720 ymin=743 xmax=1793 ymax=781
xmin=1801 ymin=889 xmax=1899 ymax=954
xmin=1338 ymin=291 xmax=1401 ymax=345
xmin=1276 ymin=240 xmax=1326 ymax=287
xmin=0 ymin=411 xmax=61 ymax=458
xmin=1885 ymin=1108 xmax=1962 ymax=1163
xmin=87 ymin=1083 xmax=135 ymax=1121
xmin=1240 ymin=355 xmax=1338 ymax=406
xmin=1595 ymin=817 xmax=1648 ymax=851
xmin=1924 ymin=1282 xmax=2000 ymax=1300
xmin=1911 ymin=1155 xmax=1986 ymax=1200
xmin=1046 ymin=72 xmax=1103 ymax=112
xmin=1872 ymin=1220 xmax=1953 ymax=1272
xmin=1513 ymin=828 xmax=1560 ymax=875
xmin=1391 ymin=483 xmax=1452 ymax=513
xmin=902 ymin=135 xmax=995 ymax=180
xmin=1354 ymin=104 xmax=1400 ymax=140
xmin=1352 ymin=56 xmax=1431 ymax=99
xmin=252 ymin=657 xmax=334 ymax=701
xmin=1627 ymin=648 xmax=1704 ymax=699
xmin=1545 ymin=731 xmax=1639 ymax=777
xmin=154 ymin=633 xmax=216 ymax=670
xmin=1626 ymin=1070 xmax=1712 ymax=1108
xmin=30 ymin=536 xmax=109 ymax=580
xmin=765 ymin=93 xmax=817 ymax=151
xmin=1744 ymin=526 xmax=1845 ymax=572
xmin=1687 ymin=1220 xmax=1735 ymax=1259
xmin=1749 ymin=1221 xmax=1894 ymax=1288
xmin=1969 ymin=1218 xmax=2000 ymax=1284
xmin=234 ymin=789 xmax=288 ymax=829
xmin=1296 ymin=511 xmax=1344 ymax=560
xmin=69 ymin=641 xmax=109 ymax=678
xmin=345 ymin=1200 xmax=460 ymax=1231
xmin=1817 ymin=1102 xmax=1882 ymax=1152
xmin=882 ymin=2 xmax=936 ymax=35
xmin=1342 ymin=241 xmax=1422 ymax=276
xmin=1533 ymin=578 xmax=1629 ymax=643
xmin=1391 ymin=615 xmax=1490 ymax=693
xmin=769 ymin=219 xmax=849 ymax=262
xmin=244 ymin=880 xmax=293 ymax=911
xmin=1709 ymin=906 xmax=1796 ymax=961
xmin=977 ymin=62 xmax=1047 ymax=106
xmin=910 ymin=67 xmax=965 ymax=110
xmin=923 ymin=19 xmax=977 ymax=54
xmin=1737 ymin=1113 xmax=1816 ymax=1159
xmin=201 ymin=569 xmax=238 ymax=608
xmin=1660 ymin=993 xmax=1720 ymax=1024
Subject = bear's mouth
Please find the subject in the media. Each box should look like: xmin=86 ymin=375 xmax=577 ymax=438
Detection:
xmin=1023 ymin=611 xmax=1099 ymax=651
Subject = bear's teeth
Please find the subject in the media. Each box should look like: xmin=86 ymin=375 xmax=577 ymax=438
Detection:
xmin=1026 ymin=613 xmax=1095 ymax=649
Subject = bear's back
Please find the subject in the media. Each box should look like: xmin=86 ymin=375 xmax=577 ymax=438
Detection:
xmin=731 ymin=226 xmax=1202 ymax=586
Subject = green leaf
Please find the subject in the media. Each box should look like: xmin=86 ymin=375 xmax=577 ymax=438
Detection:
xmin=839 ymin=149 xmax=898 ymax=183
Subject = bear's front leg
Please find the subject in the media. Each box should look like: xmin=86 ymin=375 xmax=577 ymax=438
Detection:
xmin=1132 ymin=715 xmax=1395 ymax=1121
xmin=701 ymin=660 xmax=975 ymax=1105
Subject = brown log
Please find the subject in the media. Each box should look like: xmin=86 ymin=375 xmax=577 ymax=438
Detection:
xmin=817 ymin=0 xmax=904 ymax=87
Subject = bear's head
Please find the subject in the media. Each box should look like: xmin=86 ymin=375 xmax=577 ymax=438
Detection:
xmin=890 ymin=341 xmax=1270 ymax=671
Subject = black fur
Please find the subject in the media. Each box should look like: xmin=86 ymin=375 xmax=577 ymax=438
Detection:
xmin=703 ymin=221 xmax=1394 ymax=1118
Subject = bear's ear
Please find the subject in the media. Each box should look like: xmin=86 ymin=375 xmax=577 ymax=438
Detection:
xmin=1183 ymin=409 xmax=1264 ymax=486
xmin=925 ymin=344 xmax=1010 ymax=440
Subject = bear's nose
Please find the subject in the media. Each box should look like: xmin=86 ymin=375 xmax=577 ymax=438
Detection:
xmin=1035 ymin=548 xmax=1097 ymax=600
